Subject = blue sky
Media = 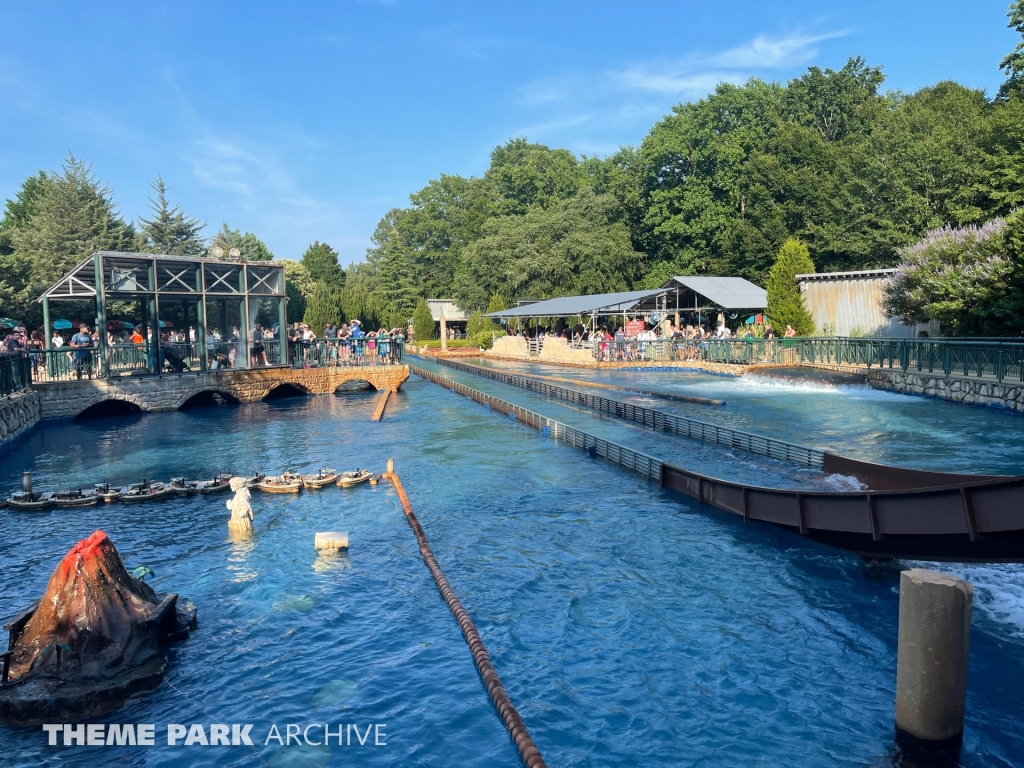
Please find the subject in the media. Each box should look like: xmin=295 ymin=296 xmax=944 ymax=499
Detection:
xmin=0 ymin=1 xmax=1017 ymax=266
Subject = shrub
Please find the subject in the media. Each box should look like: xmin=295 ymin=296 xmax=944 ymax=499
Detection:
xmin=412 ymin=298 xmax=434 ymax=342
xmin=766 ymin=238 xmax=816 ymax=336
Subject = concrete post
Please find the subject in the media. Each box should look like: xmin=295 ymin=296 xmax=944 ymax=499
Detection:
xmin=386 ymin=458 xmax=394 ymax=476
xmin=440 ymin=315 xmax=447 ymax=352
xmin=895 ymin=568 xmax=972 ymax=756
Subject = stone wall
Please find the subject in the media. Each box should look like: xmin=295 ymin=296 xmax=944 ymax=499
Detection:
xmin=866 ymin=369 xmax=1024 ymax=413
xmin=0 ymin=391 xmax=41 ymax=453
xmin=35 ymin=366 xmax=410 ymax=419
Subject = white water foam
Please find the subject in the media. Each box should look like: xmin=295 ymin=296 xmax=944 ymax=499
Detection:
xmin=822 ymin=473 xmax=868 ymax=492
xmin=724 ymin=374 xmax=916 ymax=402
xmin=903 ymin=561 xmax=1024 ymax=640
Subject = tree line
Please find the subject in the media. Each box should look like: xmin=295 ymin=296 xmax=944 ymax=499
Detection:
xmin=4 ymin=5 xmax=1024 ymax=336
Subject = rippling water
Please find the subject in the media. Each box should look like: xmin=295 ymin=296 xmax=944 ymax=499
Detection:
xmin=2 ymin=364 xmax=1023 ymax=767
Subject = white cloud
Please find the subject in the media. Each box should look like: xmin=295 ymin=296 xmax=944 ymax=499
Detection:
xmin=508 ymin=28 xmax=849 ymax=152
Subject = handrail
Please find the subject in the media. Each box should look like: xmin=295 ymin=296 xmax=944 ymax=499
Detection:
xmin=428 ymin=357 xmax=824 ymax=470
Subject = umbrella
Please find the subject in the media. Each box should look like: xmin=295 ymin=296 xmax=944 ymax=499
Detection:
xmin=53 ymin=319 xmax=73 ymax=330
xmin=0 ymin=317 xmax=20 ymax=329
xmin=122 ymin=322 xmax=135 ymax=329
xmin=158 ymin=320 xmax=173 ymax=328
xmin=107 ymin=320 xmax=125 ymax=330
xmin=745 ymin=316 xmax=756 ymax=324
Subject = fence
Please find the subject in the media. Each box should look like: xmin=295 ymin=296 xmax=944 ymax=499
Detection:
xmin=28 ymin=337 xmax=407 ymax=383
xmin=430 ymin=357 xmax=825 ymax=470
xmin=0 ymin=353 xmax=32 ymax=398
xmin=411 ymin=365 xmax=663 ymax=482
xmin=562 ymin=335 xmax=1024 ymax=383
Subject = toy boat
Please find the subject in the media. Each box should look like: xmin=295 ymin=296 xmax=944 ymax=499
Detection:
xmin=51 ymin=488 xmax=99 ymax=507
xmin=169 ymin=477 xmax=199 ymax=496
xmin=258 ymin=472 xmax=303 ymax=493
xmin=6 ymin=492 xmax=53 ymax=510
xmin=121 ymin=480 xmax=173 ymax=503
xmin=336 ymin=469 xmax=372 ymax=488
xmin=94 ymin=483 xmax=124 ymax=503
xmin=302 ymin=468 xmax=338 ymax=489
xmin=196 ymin=474 xmax=232 ymax=494
xmin=243 ymin=472 xmax=266 ymax=489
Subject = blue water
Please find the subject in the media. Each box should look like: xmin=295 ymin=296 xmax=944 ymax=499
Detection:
xmin=2 ymin=367 xmax=1024 ymax=767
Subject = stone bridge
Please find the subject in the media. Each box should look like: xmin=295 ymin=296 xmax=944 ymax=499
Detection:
xmin=34 ymin=365 xmax=410 ymax=419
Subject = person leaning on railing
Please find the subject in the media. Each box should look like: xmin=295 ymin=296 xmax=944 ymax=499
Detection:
xmin=69 ymin=324 xmax=94 ymax=380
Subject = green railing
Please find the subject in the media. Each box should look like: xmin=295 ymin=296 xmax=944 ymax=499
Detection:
xmin=0 ymin=353 xmax=32 ymax=397
xmin=699 ymin=337 xmax=1024 ymax=382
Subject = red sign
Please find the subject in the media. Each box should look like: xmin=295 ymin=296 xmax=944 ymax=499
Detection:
xmin=625 ymin=319 xmax=645 ymax=337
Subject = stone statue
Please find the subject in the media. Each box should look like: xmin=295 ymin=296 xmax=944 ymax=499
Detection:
xmin=226 ymin=477 xmax=253 ymax=534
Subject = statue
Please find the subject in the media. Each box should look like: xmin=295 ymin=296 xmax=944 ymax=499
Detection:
xmin=226 ymin=477 xmax=253 ymax=535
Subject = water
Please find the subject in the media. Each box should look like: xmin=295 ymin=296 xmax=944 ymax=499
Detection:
xmin=1 ymin=368 xmax=1023 ymax=766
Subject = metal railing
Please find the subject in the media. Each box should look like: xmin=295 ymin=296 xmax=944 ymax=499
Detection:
xmin=0 ymin=353 xmax=32 ymax=398
xmin=411 ymin=365 xmax=663 ymax=482
xmin=289 ymin=338 xmax=406 ymax=368
xmin=27 ymin=336 xmax=407 ymax=383
xmin=429 ymin=357 xmax=825 ymax=470
xmin=568 ymin=335 xmax=1024 ymax=383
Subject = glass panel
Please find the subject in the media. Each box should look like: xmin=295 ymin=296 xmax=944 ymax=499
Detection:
xmin=204 ymin=263 xmax=243 ymax=294
xmin=246 ymin=264 xmax=283 ymax=294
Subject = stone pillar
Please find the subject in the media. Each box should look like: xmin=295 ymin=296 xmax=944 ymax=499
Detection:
xmin=440 ymin=315 xmax=447 ymax=352
xmin=895 ymin=568 xmax=972 ymax=757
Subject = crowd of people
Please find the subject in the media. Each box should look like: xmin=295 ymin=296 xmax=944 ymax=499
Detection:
xmin=0 ymin=317 xmax=406 ymax=380
xmin=287 ymin=319 xmax=406 ymax=367
xmin=501 ymin=319 xmax=797 ymax=362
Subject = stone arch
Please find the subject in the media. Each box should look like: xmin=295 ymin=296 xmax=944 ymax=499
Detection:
xmin=176 ymin=388 xmax=242 ymax=410
xmin=73 ymin=394 xmax=146 ymax=420
xmin=333 ymin=379 xmax=376 ymax=393
xmin=263 ymin=381 xmax=311 ymax=400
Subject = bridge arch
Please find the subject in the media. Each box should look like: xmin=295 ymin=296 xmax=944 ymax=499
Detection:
xmin=177 ymin=388 xmax=241 ymax=410
xmin=263 ymin=381 xmax=311 ymax=400
xmin=73 ymin=394 xmax=146 ymax=420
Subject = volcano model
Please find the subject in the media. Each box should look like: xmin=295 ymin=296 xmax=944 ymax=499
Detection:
xmin=0 ymin=530 xmax=197 ymax=724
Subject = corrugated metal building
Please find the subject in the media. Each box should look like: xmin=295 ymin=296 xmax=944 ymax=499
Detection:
xmin=797 ymin=269 xmax=940 ymax=338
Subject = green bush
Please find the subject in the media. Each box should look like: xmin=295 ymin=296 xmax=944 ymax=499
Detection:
xmin=412 ymin=298 xmax=434 ymax=342
xmin=766 ymin=238 xmax=816 ymax=336
xmin=422 ymin=339 xmax=477 ymax=348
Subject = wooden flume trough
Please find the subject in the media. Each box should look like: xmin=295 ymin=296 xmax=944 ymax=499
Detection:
xmin=411 ymin=364 xmax=1024 ymax=562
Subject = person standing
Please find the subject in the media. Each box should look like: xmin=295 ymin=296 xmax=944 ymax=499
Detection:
xmin=70 ymin=324 xmax=94 ymax=380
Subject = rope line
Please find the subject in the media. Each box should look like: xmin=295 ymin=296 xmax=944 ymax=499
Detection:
xmin=386 ymin=470 xmax=548 ymax=768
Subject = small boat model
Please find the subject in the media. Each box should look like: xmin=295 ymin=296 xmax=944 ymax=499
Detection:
xmin=121 ymin=480 xmax=174 ymax=504
xmin=336 ymin=469 xmax=372 ymax=488
xmin=196 ymin=474 xmax=232 ymax=494
xmin=258 ymin=472 xmax=303 ymax=493
xmin=51 ymin=488 xmax=100 ymax=507
xmin=243 ymin=472 xmax=266 ymax=489
xmin=169 ymin=477 xmax=199 ymax=496
xmin=94 ymin=483 xmax=124 ymax=503
xmin=6 ymin=492 xmax=53 ymax=510
xmin=302 ymin=468 xmax=338 ymax=489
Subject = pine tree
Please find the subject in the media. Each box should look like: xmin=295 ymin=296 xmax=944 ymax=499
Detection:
xmin=9 ymin=154 xmax=132 ymax=329
xmin=412 ymin=298 xmax=434 ymax=342
xmin=300 ymin=241 xmax=345 ymax=288
xmin=302 ymin=282 xmax=343 ymax=336
xmin=766 ymin=238 xmax=816 ymax=336
xmin=138 ymin=175 xmax=206 ymax=256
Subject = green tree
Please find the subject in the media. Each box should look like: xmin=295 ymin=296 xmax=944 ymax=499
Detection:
xmin=765 ymin=238 xmax=816 ymax=335
xmin=6 ymin=155 xmax=132 ymax=328
xmin=302 ymin=282 xmax=342 ymax=336
xmin=300 ymin=240 xmax=345 ymax=288
xmin=283 ymin=260 xmax=314 ymax=323
xmin=138 ymin=175 xmax=206 ymax=256
xmin=0 ymin=171 xmax=52 ymax=255
xmin=211 ymin=223 xmax=274 ymax=261
xmin=1000 ymin=1 xmax=1024 ymax=99
xmin=412 ymin=298 xmax=434 ymax=342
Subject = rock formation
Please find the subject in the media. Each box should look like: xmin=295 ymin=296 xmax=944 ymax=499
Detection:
xmin=227 ymin=477 xmax=254 ymax=534
xmin=0 ymin=530 xmax=196 ymax=724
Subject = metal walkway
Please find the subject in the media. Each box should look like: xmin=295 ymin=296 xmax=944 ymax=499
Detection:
xmin=424 ymin=357 xmax=825 ymax=470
